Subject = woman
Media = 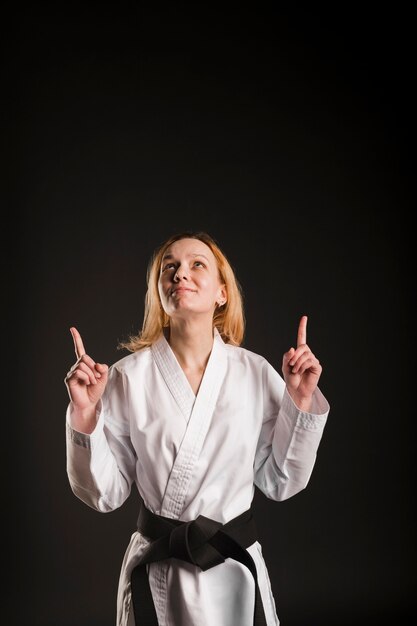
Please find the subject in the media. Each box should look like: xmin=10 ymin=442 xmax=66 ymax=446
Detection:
xmin=64 ymin=231 xmax=330 ymax=626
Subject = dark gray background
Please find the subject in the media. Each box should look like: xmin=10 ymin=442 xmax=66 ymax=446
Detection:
xmin=7 ymin=4 xmax=414 ymax=625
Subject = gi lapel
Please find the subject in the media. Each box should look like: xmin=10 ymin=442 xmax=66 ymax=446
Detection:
xmin=153 ymin=329 xmax=227 ymax=519
xmin=151 ymin=332 xmax=196 ymax=422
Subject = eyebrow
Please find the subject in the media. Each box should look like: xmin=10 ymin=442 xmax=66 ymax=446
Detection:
xmin=162 ymin=252 xmax=211 ymax=262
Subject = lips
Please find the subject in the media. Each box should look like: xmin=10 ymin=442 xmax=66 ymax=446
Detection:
xmin=171 ymin=288 xmax=196 ymax=296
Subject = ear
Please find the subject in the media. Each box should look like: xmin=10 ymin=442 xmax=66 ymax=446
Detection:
xmin=216 ymin=285 xmax=227 ymax=306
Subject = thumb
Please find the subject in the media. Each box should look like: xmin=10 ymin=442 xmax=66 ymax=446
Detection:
xmin=283 ymin=347 xmax=295 ymax=364
xmin=282 ymin=347 xmax=295 ymax=382
xmin=282 ymin=348 xmax=295 ymax=376
xmin=95 ymin=362 xmax=109 ymax=382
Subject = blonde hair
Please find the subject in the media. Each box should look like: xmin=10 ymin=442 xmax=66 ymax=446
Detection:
xmin=119 ymin=231 xmax=245 ymax=351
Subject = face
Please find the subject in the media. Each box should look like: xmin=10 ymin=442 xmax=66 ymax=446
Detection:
xmin=158 ymin=238 xmax=226 ymax=320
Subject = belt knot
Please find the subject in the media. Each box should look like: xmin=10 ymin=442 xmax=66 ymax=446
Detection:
xmin=168 ymin=515 xmax=225 ymax=571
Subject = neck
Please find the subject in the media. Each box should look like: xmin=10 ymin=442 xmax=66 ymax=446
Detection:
xmin=168 ymin=320 xmax=214 ymax=370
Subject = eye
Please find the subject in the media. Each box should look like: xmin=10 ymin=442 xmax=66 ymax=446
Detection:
xmin=193 ymin=260 xmax=205 ymax=268
xmin=162 ymin=262 xmax=176 ymax=271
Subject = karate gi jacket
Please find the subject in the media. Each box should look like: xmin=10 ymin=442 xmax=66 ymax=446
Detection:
xmin=66 ymin=329 xmax=330 ymax=626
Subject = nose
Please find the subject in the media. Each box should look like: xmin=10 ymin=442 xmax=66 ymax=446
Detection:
xmin=173 ymin=264 xmax=189 ymax=282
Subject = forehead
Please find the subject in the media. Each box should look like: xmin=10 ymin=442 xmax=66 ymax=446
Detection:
xmin=162 ymin=238 xmax=216 ymax=262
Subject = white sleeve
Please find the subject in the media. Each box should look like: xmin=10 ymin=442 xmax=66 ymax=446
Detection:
xmin=65 ymin=364 xmax=137 ymax=513
xmin=254 ymin=363 xmax=330 ymax=501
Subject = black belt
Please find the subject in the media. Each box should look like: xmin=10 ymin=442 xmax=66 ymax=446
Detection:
xmin=131 ymin=503 xmax=267 ymax=625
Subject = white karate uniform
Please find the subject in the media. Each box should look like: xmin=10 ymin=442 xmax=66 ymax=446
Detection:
xmin=66 ymin=329 xmax=329 ymax=625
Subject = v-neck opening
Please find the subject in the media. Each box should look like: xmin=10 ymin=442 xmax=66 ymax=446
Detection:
xmin=172 ymin=357 xmax=198 ymax=400
xmin=151 ymin=329 xmax=224 ymax=421
xmin=161 ymin=329 xmax=216 ymax=400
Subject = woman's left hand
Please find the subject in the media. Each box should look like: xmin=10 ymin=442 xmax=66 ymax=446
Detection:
xmin=282 ymin=315 xmax=322 ymax=411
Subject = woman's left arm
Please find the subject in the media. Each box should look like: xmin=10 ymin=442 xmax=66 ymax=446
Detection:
xmin=254 ymin=316 xmax=330 ymax=501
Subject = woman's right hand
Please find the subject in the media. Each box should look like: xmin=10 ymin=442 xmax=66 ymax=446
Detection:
xmin=64 ymin=327 xmax=109 ymax=430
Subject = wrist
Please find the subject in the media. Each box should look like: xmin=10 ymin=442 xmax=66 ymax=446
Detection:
xmin=69 ymin=403 xmax=98 ymax=434
xmin=287 ymin=391 xmax=313 ymax=412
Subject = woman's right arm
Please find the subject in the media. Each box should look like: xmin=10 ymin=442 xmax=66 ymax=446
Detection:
xmin=64 ymin=327 xmax=137 ymax=512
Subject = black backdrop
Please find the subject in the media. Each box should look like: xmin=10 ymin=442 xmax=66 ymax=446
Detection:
xmin=6 ymin=4 xmax=414 ymax=625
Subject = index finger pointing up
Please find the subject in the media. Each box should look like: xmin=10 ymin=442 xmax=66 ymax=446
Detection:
xmin=70 ymin=326 xmax=86 ymax=359
xmin=297 ymin=315 xmax=308 ymax=347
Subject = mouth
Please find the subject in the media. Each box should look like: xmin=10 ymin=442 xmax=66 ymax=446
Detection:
xmin=171 ymin=288 xmax=196 ymax=296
